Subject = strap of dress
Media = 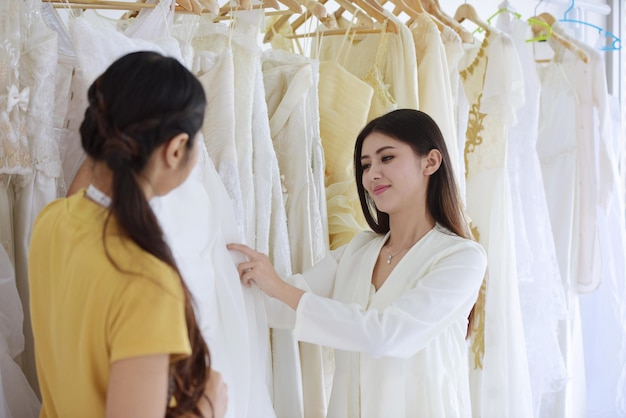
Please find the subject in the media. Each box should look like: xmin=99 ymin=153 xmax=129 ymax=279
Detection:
xmin=373 ymin=19 xmax=390 ymax=68
xmin=335 ymin=16 xmax=357 ymax=67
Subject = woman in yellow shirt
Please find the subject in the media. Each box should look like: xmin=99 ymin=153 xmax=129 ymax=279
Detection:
xmin=29 ymin=51 xmax=226 ymax=417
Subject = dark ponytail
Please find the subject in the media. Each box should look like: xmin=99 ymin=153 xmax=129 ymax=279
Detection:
xmin=80 ymin=51 xmax=211 ymax=417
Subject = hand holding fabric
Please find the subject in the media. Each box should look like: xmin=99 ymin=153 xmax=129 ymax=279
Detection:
xmin=227 ymin=243 xmax=304 ymax=310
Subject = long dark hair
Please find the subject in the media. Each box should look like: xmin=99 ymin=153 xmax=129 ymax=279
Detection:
xmin=80 ymin=51 xmax=210 ymax=417
xmin=353 ymin=109 xmax=483 ymax=339
xmin=353 ymin=109 xmax=471 ymax=239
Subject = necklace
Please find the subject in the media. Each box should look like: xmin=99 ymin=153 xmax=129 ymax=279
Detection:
xmin=385 ymin=244 xmax=410 ymax=264
xmin=86 ymin=184 xmax=112 ymax=208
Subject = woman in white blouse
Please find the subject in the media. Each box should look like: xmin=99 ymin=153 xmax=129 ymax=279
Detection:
xmin=229 ymin=109 xmax=487 ymax=418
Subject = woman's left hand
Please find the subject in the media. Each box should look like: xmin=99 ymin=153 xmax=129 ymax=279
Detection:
xmin=227 ymin=243 xmax=284 ymax=298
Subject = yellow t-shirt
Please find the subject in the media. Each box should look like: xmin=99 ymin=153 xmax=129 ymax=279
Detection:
xmin=29 ymin=190 xmax=191 ymax=418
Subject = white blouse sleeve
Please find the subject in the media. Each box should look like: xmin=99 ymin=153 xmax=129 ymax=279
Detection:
xmin=292 ymin=243 xmax=487 ymax=358
xmin=264 ymin=245 xmax=347 ymax=329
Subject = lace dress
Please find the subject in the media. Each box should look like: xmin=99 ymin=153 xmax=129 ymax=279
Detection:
xmin=11 ymin=0 xmax=61 ymax=395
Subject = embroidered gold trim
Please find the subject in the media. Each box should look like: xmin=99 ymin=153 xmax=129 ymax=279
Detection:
xmin=470 ymin=224 xmax=480 ymax=242
xmin=464 ymin=93 xmax=487 ymax=177
xmin=470 ymin=275 xmax=487 ymax=369
xmin=459 ymin=31 xmax=490 ymax=81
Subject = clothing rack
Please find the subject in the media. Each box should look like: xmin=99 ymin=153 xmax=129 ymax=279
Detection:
xmin=43 ymin=0 xmax=293 ymax=17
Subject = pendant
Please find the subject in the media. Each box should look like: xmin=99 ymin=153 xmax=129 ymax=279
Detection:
xmin=386 ymin=254 xmax=392 ymax=264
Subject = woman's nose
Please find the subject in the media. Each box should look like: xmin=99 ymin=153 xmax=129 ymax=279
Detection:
xmin=365 ymin=164 xmax=382 ymax=181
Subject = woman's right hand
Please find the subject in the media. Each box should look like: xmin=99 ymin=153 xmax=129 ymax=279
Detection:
xmin=227 ymin=243 xmax=305 ymax=310
xmin=202 ymin=369 xmax=228 ymax=418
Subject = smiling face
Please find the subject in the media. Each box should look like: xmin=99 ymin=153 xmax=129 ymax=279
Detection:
xmin=360 ymin=132 xmax=431 ymax=216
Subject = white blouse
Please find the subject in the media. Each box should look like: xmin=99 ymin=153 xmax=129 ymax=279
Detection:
xmin=282 ymin=226 xmax=487 ymax=417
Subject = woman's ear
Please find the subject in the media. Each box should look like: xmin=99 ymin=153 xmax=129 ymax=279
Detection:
xmin=163 ymin=133 xmax=190 ymax=169
xmin=423 ymin=149 xmax=442 ymax=176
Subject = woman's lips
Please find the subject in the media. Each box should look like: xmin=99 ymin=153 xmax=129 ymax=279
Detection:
xmin=373 ymin=185 xmax=390 ymax=196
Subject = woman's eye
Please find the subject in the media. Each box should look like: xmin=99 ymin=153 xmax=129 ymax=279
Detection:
xmin=361 ymin=163 xmax=371 ymax=171
xmin=382 ymin=155 xmax=394 ymax=162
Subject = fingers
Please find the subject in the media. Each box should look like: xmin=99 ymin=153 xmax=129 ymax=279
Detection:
xmin=227 ymin=243 xmax=257 ymax=258
xmin=236 ymin=261 xmax=256 ymax=277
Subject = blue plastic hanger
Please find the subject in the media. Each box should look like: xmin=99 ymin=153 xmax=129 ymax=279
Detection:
xmin=559 ymin=0 xmax=621 ymax=51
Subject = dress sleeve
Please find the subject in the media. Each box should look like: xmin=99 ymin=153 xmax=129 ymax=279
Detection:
xmin=108 ymin=270 xmax=191 ymax=363
xmin=293 ymin=243 xmax=487 ymax=359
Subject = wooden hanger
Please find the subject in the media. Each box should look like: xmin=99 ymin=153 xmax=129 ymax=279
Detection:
xmin=214 ymin=4 xmax=294 ymax=20
xmin=401 ymin=0 xmax=445 ymax=31
xmin=269 ymin=0 xmax=397 ymax=43
xmin=454 ymin=3 xmax=490 ymax=32
xmin=529 ymin=12 xmax=589 ymax=63
xmin=421 ymin=0 xmax=473 ymax=43
xmin=382 ymin=0 xmax=437 ymax=30
xmin=350 ymin=0 xmax=398 ymax=33
xmin=263 ymin=0 xmax=336 ymax=43
xmin=333 ymin=0 xmax=377 ymax=29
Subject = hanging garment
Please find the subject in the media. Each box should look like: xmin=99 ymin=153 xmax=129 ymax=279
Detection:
xmin=317 ymin=13 xmax=418 ymax=120
xmin=262 ymin=49 xmax=326 ymax=279
xmin=0 ymin=0 xmax=31 ymax=177
xmin=191 ymin=19 xmax=300 ymax=418
xmin=317 ymin=60 xmax=373 ymax=249
xmin=496 ymin=15 xmax=568 ymax=418
xmin=537 ymin=24 xmax=617 ymax=416
xmin=263 ymin=49 xmax=330 ymax=418
xmin=0 ymin=245 xmax=40 ymax=418
xmin=13 ymin=0 xmax=61 ymax=395
xmin=194 ymin=38 xmax=245 ymax=237
xmin=410 ymin=13 xmax=461 ymax=194
xmin=440 ymin=25 xmax=468 ymax=203
xmin=458 ymin=29 xmax=533 ymax=418
xmin=308 ymin=61 xmax=329 ymax=248
xmin=152 ymin=145 xmax=265 ymax=418
xmin=0 ymin=1 xmax=28 ymax=345
xmin=42 ymin=4 xmax=88 ymax=194
xmin=535 ymin=47 xmax=585 ymax=418
xmin=70 ymin=10 xmax=174 ymax=88
xmin=281 ymin=227 xmax=486 ymax=418
xmin=549 ymin=23 xmax=614 ymax=294
xmin=579 ymin=95 xmax=626 ymax=418
xmin=251 ymin=33 xmax=298 ymax=418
